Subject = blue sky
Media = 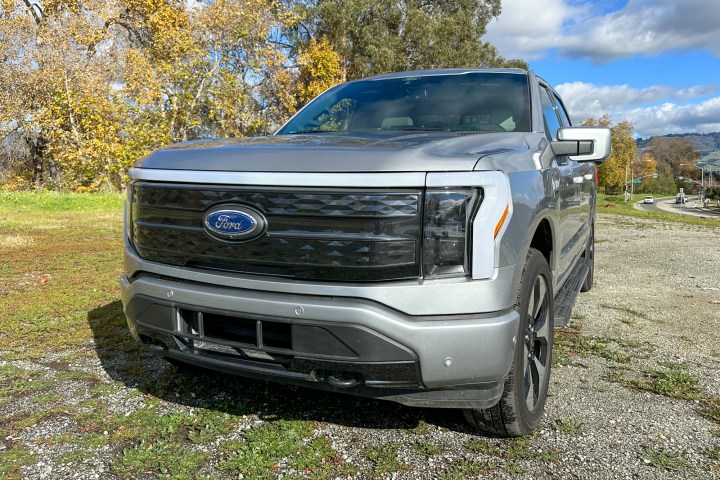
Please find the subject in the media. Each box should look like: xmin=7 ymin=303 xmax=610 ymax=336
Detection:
xmin=484 ymin=0 xmax=720 ymax=138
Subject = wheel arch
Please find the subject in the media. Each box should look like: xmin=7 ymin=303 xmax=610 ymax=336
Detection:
xmin=529 ymin=218 xmax=553 ymax=267
xmin=508 ymin=215 xmax=556 ymax=308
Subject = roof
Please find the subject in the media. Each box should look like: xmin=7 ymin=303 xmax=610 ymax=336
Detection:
xmin=358 ymin=68 xmax=529 ymax=82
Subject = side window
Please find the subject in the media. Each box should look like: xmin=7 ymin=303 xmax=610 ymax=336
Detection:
xmin=539 ymin=87 xmax=561 ymax=140
xmin=553 ymin=94 xmax=572 ymax=127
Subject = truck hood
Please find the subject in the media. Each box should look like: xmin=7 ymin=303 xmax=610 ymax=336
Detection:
xmin=135 ymin=131 xmax=531 ymax=173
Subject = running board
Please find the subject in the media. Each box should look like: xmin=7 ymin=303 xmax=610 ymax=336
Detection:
xmin=554 ymin=258 xmax=591 ymax=327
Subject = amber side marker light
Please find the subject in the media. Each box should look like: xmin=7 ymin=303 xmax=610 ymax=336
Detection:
xmin=494 ymin=204 xmax=510 ymax=239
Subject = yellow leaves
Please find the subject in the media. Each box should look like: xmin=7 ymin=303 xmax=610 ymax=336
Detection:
xmin=0 ymin=0 xmax=345 ymax=189
xmin=297 ymin=37 xmax=341 ymax=104
xmin=1 ymin=176 xmax=33 ymax=192
xmin=635 ymin=152 xmax=658 ymax=179
xmin=43 ymin=0 xmax=82 ymax=16
xmin=0 ymin=0 xmax=21 ymax=17
xmin=586 ymin=116 xmax=638 ymax=191
xmin=122 ymin=0 xmax=197 ymax=62
xmin=258 ymin=36 xmax=342 ymax=125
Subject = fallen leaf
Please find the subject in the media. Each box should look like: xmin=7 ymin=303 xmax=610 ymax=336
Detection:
xmin=39 ymin=275 xmax=48 ymax=284
xmin=710 ymin=300 xmax=720 ymax=305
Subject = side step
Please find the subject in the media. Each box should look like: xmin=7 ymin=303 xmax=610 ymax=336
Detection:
xmin=554 ymin=258 xmax=591 ymax=327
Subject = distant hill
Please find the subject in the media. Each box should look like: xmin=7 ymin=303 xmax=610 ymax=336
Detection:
xmin=636 ymin=132 xmax=720 ymax=164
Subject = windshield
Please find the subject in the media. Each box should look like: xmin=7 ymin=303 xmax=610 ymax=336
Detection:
xmin=277 ymin=72 xmax=530 ymax=135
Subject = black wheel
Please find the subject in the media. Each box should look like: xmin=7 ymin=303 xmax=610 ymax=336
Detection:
xmin=580 ymin=226 xmax=594 ymax=292
xmin=464 ymin=248 xmax=553 ymax=437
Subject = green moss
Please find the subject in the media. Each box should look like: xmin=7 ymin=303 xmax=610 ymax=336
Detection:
xmin=465 ymin=436 xmax=558 ymax=463
xmin=113 ymin=438 xmax=209 ymax=479
xmin=439 ymin=460 xmax=493 ymax=479
xmin=364 ymin=443 xmax=411 ymax=477
xmin=553 ymin=419 xmax=583 ymax=435
xmin=289 ymin=436 xmax=357 ymax=479
xmin=554 ymin=328 xmax=633 ymax=366
xmin=0 ymin=446 xmax=37 ymax=479
xmin=412 ymin=440 xmax=440 ymax=456
xmin=700 ymin=396 xmax=720 ymax=424
xmin=640 ymin=447 xmax=689 ymax=471
xmin=219 ymin=420 xmax=314 ymax=479
xmin=610 ymin=363 xmax=703 ymax=401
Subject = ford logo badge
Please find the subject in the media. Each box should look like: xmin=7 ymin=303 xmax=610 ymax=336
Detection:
xmin=203 ymin=205 xmax=266 ymax=241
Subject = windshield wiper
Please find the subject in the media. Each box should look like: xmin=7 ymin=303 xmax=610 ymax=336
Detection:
xmin=286 ymin=129 xmax=342 ymax=134
xmin=391 ymin=127 xmax=451 ymax=132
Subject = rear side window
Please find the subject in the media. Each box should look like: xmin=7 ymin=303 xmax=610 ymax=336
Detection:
xmin=539 ymin=87 xmax=561 ymax=140
xmin=553 ymin=93 xmax=572 ymax=127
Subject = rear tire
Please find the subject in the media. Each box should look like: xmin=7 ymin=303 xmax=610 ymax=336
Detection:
xmin=464 ymin=248 xmax=553 ymax=437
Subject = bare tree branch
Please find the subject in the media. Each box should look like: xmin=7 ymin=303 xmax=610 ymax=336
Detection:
xmin=21 ymin=0 xmax=42 ymax=25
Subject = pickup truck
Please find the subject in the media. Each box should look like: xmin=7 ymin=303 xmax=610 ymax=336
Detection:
xmin=121 ymin=68 xmax=611 ymax=436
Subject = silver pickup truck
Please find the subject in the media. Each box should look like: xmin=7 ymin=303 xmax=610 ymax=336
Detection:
xmin=121 ymin=68 xmax=610 ymax=436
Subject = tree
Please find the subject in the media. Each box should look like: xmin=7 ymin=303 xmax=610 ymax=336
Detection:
xmin=706 ymin=186 xmax=720 ymax=201
xmin=293 ymin=0 xmax=524 ymax=82
xmin=0 ymin=0 xmax=295 ymax=188
xmin=584 ymin=116 xmax=639 ymax=194
xmin=635 ymin=175 xmax=677 ymax=196
xmin=296 ymin=37 xmax=342 ymax=105
xmin=644 ymin=137 xmax=701 ymax=179
xmin=0 ymin=0 xmax=527 ymax=190
xmin=0 ymin=0 xmax=130 ymax=188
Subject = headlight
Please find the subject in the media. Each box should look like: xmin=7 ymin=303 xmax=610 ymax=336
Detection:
xmin=423 ymin=189 xmax=482 ymax=278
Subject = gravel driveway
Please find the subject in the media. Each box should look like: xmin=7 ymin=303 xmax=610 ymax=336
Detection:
xmin=2 ymin=213 xmax=719 ymax=479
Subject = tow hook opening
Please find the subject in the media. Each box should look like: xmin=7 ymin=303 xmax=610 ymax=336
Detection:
xmin=139 ymin=334 xmax=168 ymax=352
xmin=324 ymin=372 xmax=364 ymax=389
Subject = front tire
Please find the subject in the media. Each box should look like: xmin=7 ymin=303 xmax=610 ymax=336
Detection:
xmin=464 ymin=248 xmax=554 ymax=437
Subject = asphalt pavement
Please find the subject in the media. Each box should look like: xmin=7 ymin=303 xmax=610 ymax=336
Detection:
xmin=633 ymin=195 xmax=720 ymax=218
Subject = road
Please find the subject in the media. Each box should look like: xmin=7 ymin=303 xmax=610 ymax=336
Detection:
xmin=634 ymin=195 xmax=720 ymax=218
xmin=633 ymin=197 xmax=662 ymax=213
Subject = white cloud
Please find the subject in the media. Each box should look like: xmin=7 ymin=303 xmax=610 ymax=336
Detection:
xmin=487 ymin=0 xmax=720 ymax=62
xmin=555 ymin=82 xmax=720 ymax=137
xmin=486 ymin=1 xmax=720 ymax=137
xmin=485 ymin=0 xmax=582 ymax=60
xmin=628 ymin=97 xmax=720 ymax=137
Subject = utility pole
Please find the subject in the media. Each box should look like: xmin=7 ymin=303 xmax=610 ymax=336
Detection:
xmin=624 ymin=160 xmax=629 ymax=202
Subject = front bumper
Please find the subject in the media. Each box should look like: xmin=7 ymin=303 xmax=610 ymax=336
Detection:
xmin=120 ymin=269 xmax=519 ymax=409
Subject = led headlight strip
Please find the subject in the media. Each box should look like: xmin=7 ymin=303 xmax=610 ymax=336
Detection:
xmin=426 ymin=171 xmax=512 ymax=280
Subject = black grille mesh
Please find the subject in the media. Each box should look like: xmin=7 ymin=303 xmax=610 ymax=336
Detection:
xmin=131 ymin=183 xmax=422 ymax=281
xmin=134 ymin=185 xmax=419 ymax=217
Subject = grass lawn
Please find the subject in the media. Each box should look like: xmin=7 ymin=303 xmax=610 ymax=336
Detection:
xmin=0 ymin=191 xmax=125 ymax=359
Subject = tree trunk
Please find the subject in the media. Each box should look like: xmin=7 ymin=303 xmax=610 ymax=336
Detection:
xmin=28 ymin=135 xmax=45 ymax=186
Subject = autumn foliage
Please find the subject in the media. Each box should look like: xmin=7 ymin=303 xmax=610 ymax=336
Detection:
xmin=0 ymin=0 xmax=519 ymax=191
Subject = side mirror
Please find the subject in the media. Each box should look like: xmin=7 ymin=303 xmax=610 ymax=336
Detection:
xmin=552 ymin=127 xmax=611 ymax=163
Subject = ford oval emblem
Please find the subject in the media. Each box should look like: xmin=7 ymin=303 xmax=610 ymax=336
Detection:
xmin=203 ymin=205 xmax=267 ymax=241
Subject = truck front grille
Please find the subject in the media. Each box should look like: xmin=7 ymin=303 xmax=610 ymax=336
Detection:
xmin=130 ymin=182 xmax=422 ymax=281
